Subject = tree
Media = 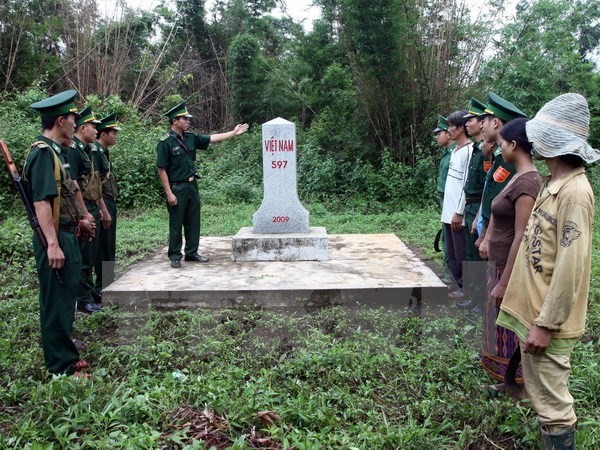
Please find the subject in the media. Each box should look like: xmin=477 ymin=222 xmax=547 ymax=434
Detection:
xmin=478 ymin=0 xmax=600 ymax=118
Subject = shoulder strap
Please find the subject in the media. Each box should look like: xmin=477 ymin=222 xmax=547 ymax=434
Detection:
xmin=28 ymin=141 xmax=63 ymax=231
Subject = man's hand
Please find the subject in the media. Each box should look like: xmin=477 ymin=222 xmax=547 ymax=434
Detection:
xmin=100 ymin=210 xmax=112 ymax=229
xmin=166 ymin=192 xmax=177 ymax=206
xmin=79 ymin=219 xmax=95 ymax=240
xmin=523 ymin=325 xmax=553 ymax=355
xmin=46 ymin=242 xmax=65 ymax=269
xmin=233 ymin=123 xmax=249 ymax=135
xmin=451 ymin=213 xmax=464 ymax=232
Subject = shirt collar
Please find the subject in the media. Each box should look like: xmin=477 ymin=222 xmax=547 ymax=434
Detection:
xmin=545 ymin=166 xmax=586 ymax=195
xmin=37 ymin=135 xmax=62 ymax=154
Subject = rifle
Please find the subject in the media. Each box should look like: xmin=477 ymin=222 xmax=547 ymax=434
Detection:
xmin=1 ymin=140 xmax=63 ymax=284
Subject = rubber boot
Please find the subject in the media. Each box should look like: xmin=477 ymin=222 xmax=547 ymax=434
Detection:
xmin=540 ymin=425 xmax=575 ymax=450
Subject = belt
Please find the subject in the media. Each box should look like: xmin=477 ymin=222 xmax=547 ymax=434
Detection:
xmin=171 ymin=176 xmax=196 ymax=185
xmin=465 ymin=196 xmax=482 ymax=204
xmin=58 ymin=224 xmax=79 ymax=234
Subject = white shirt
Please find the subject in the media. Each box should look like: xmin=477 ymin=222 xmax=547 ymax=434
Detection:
xmin=441 ymin=142 xmax=472 ymax=224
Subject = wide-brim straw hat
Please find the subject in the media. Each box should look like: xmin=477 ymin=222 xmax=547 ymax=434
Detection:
xmin=526 ymin=93 xmax=600 ymax=164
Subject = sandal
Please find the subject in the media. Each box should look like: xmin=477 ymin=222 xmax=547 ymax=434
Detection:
xmin=73 ymin=360 xmax=90 ymax=371
xmin=72 ymin=338 xmax=87 ymax=352
xmin=74 ymin=372 xmax=92 ymax=380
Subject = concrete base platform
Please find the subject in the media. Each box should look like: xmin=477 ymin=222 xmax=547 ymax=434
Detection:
xmin=103 ymin=234 xmax=447 ymax=310
xmin=232 ymin=226 xmax=329 ymax=261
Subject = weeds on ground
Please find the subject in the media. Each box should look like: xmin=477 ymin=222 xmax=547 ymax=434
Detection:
xmin=0 ymin=203 xmax=599 ymax=448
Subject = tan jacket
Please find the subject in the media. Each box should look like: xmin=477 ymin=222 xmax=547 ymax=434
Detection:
xmin=500 ymin=167 xmax=594 ymax=338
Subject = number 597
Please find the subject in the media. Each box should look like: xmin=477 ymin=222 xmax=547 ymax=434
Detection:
xmin=271 ymin=160 xmax=288 ymax=169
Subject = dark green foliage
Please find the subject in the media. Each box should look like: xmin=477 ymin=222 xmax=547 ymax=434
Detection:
xmin=227 ymin=33 xmax=266 ymax=124
xmin=479 ymin=0 xmax=600 ymax=147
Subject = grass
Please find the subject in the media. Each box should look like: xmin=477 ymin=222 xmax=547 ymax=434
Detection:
xmin=0 ymin=201 xmax=599 ymax=449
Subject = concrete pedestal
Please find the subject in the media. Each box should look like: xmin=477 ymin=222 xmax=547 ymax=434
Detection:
xmin=103 ymin=234 xmax=447 ymax=310
xmin=232 ymin=227 xmax=329 ymax=262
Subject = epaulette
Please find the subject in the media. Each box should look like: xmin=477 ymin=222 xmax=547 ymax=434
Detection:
xmin=31 ymin=141 xmax=49 ymax=150
xmin=160 ymin=133 xmax=170 ymax=142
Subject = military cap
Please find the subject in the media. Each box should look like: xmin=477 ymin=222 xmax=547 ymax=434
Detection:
xmin=30 ymin=90 xmax=79 ymax=118
xmin=97 ymin=113 xmax=122 ymax=132
xmin=433 ymin=115 xmax=449 ymax=133
xmin=480 ymin=92 xmax=527 ymax=122
xmin=76 ymin=105 xmax=102 ymax=127
xmin=463 ymin=98 xmax=486 ymax=119
xmin=164 ymin=101 xmax=193 ymax=120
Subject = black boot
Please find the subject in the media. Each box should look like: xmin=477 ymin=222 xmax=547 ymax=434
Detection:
xmin=540 ymin=425 xmax=575 ymax=450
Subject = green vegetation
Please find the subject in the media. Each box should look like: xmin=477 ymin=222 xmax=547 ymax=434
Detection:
xmin=1 ymin=0 xmax=600 ymax=447
xmin=1 ymin=202 xmax=599 ymax=448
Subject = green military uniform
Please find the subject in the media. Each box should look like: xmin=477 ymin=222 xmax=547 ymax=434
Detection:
xmin=69 ymin=106 xmax=104 ymax=309
xmin=94 ymin=113 xmax=121 ymax=292
xmin=463 ymin=139 xmax=489 ymax=259
xmin=435 ymin=115 xmax=453 ymax=197
xmin=434 ymin=115 xmax=453 ymax=281
xmin=481 ymin=148 xmax=516 ymax=224
xmin=478 ymin=92 xmax=527 ymax=227
xmin=25 ymin=91 xmax=83 ymax=375
xmin=156 ymin=102 xmax=210 ymax=262
xmin=437 ymin=151 xmax=452 ymax=197
xmin=462 ymin=98 xmax=490 ymax=262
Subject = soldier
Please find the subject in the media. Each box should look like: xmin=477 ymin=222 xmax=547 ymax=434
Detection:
xmin=25 ymin=90 xmax=91 ymax=376
xmin=93 ymin=113 xmax=121 ymax=298
xmin=476 ymin=92 xmax=527 ymax=259
xmin=69 ymin=106 xmax=110 ymax=313
xmin=455 ymin=98 xmax=490 ymax=311
xmin=156 ymin=101 xmax=248 ymax=268
xmin=433 ymin=115 xmax=454 ymax=284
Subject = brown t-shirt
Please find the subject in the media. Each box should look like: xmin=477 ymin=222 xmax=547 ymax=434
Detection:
xmin=488 ymin=170 xmax=541 ymax=268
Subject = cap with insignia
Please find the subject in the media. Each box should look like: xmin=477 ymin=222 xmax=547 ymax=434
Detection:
xmin=30 ymin=90 xmax=79 ymax=118
xmin=75 ymin=105 xmax=102 ymax=127
xmin=433 ymin=115 xmax=449 ymax=133
xmin=480 ymin=92 xmax=527 ymax=122
xmin=463 ymin=98 xmax=486 ymax=119
xmin=97 ymin=113 xmax=122 ymax=132
xmin=164 ymin=101 xmax=193 ymax=120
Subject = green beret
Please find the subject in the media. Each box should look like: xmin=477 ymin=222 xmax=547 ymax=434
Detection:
xmin=76 ymin=105 xmax=102 ymax=127
xmin=30 ymin=90 xmax=79 ymax=118
xmin=97 ymin=113 xmax=122 ymax=132
xmin=433 ymin=115 xmax=449 ymax=133
xmin=464 ymin=98 xmax=486 ymax=119
xmin=164 ymin=101 xmax=193 ymax=120
xmin=481 ymin=92 xmax=527 ymax=122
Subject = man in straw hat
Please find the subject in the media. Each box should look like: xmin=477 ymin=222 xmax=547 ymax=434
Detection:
xmin=157 ymin=101 xmax=248 ymax=268
xmin=497 ymin=93 xmax=600 ymax=449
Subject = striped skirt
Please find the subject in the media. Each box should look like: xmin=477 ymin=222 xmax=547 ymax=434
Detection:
xmin=481 ymin=266 xmax=523 ymax=383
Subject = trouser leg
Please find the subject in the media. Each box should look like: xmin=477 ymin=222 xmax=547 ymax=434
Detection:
xmin=95 ymin=196 xmax=117 ymax=290
xmin=34 ymin=231 xmax=81 ymax=375
xmin=77 ymin=203 xmax=100 ymax=305
xmin=520 ymin=343 xmax=576 ymax=431
xmin=167 ymin=184 xmax=189 ymax=261
xmin=445 ymin=223 xmax=467 ymax=288
xmin=183 ymin=182 xmax=200 ymax=257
